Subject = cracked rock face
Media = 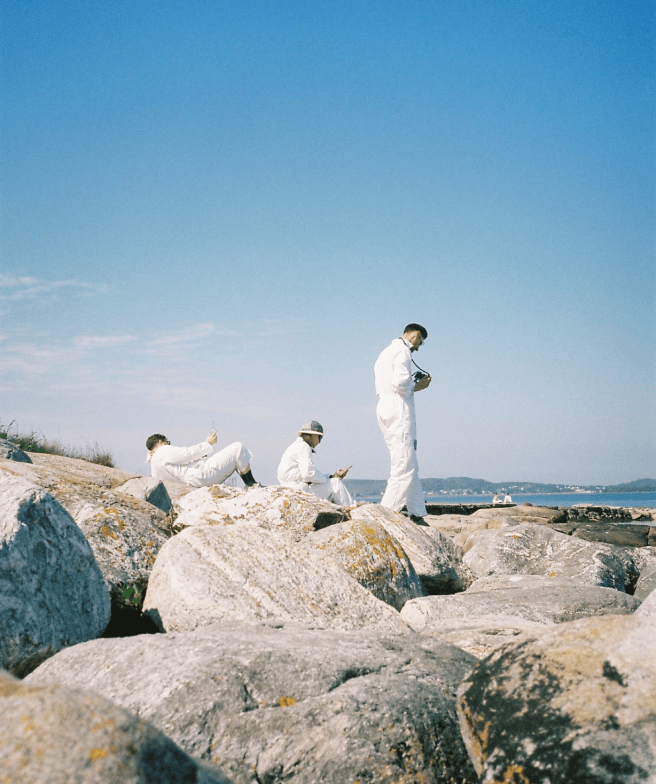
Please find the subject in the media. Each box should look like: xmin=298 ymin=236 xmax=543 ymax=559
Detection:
xmin=26 ymin=622 xmax=479 ymax=784
xmin=143 ymin=523 xmax=410 ymax=633
xmin=0 ymin=669 xmax=228 ymax=784
xmin=456 ymin=612 xmax=656 ymax=783
xmin=0 ymin=474 xmax=110 ymax=676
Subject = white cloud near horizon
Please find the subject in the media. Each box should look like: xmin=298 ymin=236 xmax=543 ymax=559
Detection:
xmin=74 ymin=335 xmax=136 ymax=349
xmin=0 ymin=273 xmax=102 ymax=301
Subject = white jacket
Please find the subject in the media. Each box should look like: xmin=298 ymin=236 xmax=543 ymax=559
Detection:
xmin=277 ymin=437 xmax=328 ymax=486
xmin=374 ymin=337 xmax=415 ymax=400
xmin=147 ymin=442 xmax=213 ymax=485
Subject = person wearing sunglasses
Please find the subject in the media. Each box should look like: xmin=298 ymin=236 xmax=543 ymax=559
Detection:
xmin=374 ymin=323 xmax=431 ymax=523
xmin=145 ymin=430 xmax=260 ymax=488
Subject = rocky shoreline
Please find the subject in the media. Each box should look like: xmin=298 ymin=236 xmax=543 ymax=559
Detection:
xmin=1 ymin=441 xmax=655 ymax=783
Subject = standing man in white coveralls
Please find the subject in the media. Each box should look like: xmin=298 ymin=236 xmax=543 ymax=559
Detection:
xmin=146 ymin=430 xmax=260 ymax=488
xmin=374 ymin=324 xmax=431 ymax=522
xmin=277 ymin=421 xmax=354 ymax=506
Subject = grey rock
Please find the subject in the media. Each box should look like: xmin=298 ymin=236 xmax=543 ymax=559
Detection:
xmin=0 ymin=474 xmax=110 ymax=676
xmin=301 ymin=517 xmax=427 ymax=610
xmin=115 ymin=476 xmax=172 ymax=513
xmin=350 ymin=504 xmax=471 ymax=592
xmin=0 ymin=669 xmax=229 ymax=783
xmin=27 ymin=622 xmax=478 ymax=784
xmin=462 ymin=523 xmax=640 ymax=592
xmin=401 ymin=583 xmax=639 ymax=630
xmin=143 ymin=523 xmax=410 ymax=633
xmin=0 ymin=437 xmax=32 ymax=462
xmin=173 ymin=485 xmax=348 ymax=540
xmin=635 ymin=565 xmax=656 ymax=603
xmin=0 ymin=454 xmax=172 ymax=612
xmin=456 ymin=612 xmax=656 ymax=783
xmin=636 ymin=587 xmax=656 ymax=616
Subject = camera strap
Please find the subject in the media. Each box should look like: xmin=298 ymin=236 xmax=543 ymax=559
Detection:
xmin=412 ymin=357 xmax=429 ymax=375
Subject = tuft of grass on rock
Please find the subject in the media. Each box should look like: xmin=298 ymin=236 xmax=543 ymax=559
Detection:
xmin=0 ymin=419 xmax=115 ymax=468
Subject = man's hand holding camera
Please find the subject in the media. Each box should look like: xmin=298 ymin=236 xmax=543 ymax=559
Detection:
xmin=413 ymin=372 xmax=432 ymax=392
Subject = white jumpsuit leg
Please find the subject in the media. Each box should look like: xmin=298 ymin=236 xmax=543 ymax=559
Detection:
xmin=376 ymin=394 xmax=426 ymax=517
xmin=283 ymin=479 xmax=353 ymax=506
xmin=195 ymin=442 xmax=252 ymax=486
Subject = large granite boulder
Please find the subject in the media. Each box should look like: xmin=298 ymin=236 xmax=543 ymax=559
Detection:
xmin=0 ymin=669 xmax=228 ymax=783
xmin=143 ymin=523 xmax=409 ymax=633
xmin=173 ymin=485 xmax=348 ymax=540
xmin=0 ymin=454 xmax=172 ymax=613
xmin=27 ymin=622 xmax=478 ymax=784
xmin=0 ymin=437 xmax=32 ymax=462
xmin=349 ymin=504 xmax=471 ymax=592
xmin=462 ymin=523 xmax=640 ymax=592
xmin=0 ymin=474 xmax=110 ymax=675
xmin=301 ymin=517 xmax=427 ymax=610
xmin=456 ymin=612 xmax=656 ymax=783
xmin=401 ymin=579 xmax=639 ymax=630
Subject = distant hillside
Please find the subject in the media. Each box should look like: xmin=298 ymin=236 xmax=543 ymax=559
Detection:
xmin=344 ymin=476 xmax=656 ymax=497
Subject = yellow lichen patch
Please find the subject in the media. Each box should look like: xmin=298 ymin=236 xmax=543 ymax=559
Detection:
xmin=0 ymin=679 xmax=22 ymax=699
xmin=279 ymin=696 xmax=296 ymax=707
xmin=100 ymin=525 xmax=119 ymax=540
xmin=549 ymin=572 xmax=557 ymax=577
xmin=89 ymin=748 xmax=107 ymax=761
xmin=117 ymin=520 xmax=126 ymax=530
xmin=493 ymin=764 xmax=530 ymax=784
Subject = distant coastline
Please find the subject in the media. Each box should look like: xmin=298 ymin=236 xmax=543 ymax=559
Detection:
xmin=344 ymin=477 xmax=656 ymax=497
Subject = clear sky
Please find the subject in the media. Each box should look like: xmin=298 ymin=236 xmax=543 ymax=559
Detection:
xmin=1 ymin=0 xmax=654 ymax=486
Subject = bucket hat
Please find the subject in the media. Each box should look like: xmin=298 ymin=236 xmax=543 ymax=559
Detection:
xmin=298 ymin=421 xmax=324 ymax=437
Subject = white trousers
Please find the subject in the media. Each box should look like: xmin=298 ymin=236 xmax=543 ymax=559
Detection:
xmin=376 ymin=394 xmax=426 ymax=517
xmin=188 ymin=442 xmax=252 ymax=487
xmin=281 ymin=478 xmax=353 ymax=506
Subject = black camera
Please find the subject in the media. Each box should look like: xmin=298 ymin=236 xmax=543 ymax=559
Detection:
xmin=413 ymin=370 xmax=428 ymax=381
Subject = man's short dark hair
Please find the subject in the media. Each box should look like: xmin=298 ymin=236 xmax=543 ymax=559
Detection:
xmin=403 ymin=323 xmax=428 ymax=339
xmin=146 ymin=433 xmax=167 ymax=451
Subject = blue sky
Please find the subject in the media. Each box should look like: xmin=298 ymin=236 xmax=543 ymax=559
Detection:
xmin=1 ymin=0 xmax=654 ymax=485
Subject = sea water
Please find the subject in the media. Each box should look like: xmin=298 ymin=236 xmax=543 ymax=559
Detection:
xmin=355 ymin=492 xmax=656 ymax=509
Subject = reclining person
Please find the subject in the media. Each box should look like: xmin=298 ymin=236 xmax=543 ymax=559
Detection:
xmin=277 ymin=420 xmax=353 ymax=506
xmin=146 ymin=429 xmax=260 ymax=488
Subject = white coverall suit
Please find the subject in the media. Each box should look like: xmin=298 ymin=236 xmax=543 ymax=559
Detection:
xmin=374 ymin=337 xmax=427 ymax=517
xmin=277 ymin=437 xmax=353 ymax=506
xmin=148 ymin=441 xmax=251 ymax=488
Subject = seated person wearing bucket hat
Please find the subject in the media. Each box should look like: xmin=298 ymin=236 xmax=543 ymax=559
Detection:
xmin=277 ymin=421 xmax=353 ymax=506
xmin=146 ymin=429 xmax=260 ymax=488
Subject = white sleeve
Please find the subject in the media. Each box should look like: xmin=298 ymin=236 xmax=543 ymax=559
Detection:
xmin=390 ymin=343 xmax=414 ymax=396
xmin=298 ymin=444 xmax=328 ymax=484
xmin=160 ymin=442 xmax=213 ymax=466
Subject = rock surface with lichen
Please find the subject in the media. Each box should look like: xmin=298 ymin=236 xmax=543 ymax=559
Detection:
xmin=456 ymin=611 xmax=656 ymax=783
xmin=143 ymin=522 xmax=410 ymax=633
xmin=0 ymin=453 xmax=172 ymax=612
xmin=0 ymin=669 xmax=229 ymax=783
xmin=26 ymin=621 xmax=479 ymax=784
xmin=349 ymin=503 xmax=472 ymax=593
xmin=0 ymin=473 xmax=110 ymax=676
xmin=301 ymin=517 xmax=427 ymax=610
xmin=172 ymin=484 xmax=349 ymax=540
